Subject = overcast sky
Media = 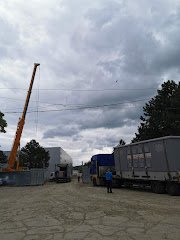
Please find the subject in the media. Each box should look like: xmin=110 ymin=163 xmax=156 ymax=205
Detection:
xmin=0 ymin=0 xmax=180 ymax=165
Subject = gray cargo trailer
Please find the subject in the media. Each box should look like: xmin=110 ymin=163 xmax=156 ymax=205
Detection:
xmin=45 ymin=147 xmax=72 ymax=182
xmin=114 ymin=136 xmax=180 ymax=195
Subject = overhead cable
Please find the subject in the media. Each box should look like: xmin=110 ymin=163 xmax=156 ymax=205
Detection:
xmin=4 ymin=98 xmax=149 ymax=114
xmin=0 ymin=87 xmax=158 ymax=92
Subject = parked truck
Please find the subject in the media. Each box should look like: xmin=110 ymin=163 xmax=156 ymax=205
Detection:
xmin=114 ymin=136 xmax=180 ymax=195
xmin=55 ymin=163 xmax=72 ymax=183
xmin=50 ymin=163 xmax=72 ymax=183
xmin=90 ymin=154 xmax=115 ymax=186
xmin=47 ymin=147 xmax=73 ymax=183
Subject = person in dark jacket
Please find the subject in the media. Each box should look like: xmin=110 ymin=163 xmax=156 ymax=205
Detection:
xmin=105 ymin=169 xmax=113 ymax=193
xmin=77 ymin=172 xmax=81 ymax=182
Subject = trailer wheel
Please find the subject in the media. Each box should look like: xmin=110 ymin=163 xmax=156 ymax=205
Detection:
xmin=167 ymin=182 xmax=180 ymax=196
xmin=92 ymin=178 xmax=97 ymax=186
xmin=151 ymin=182 xmax=166 ymax=194
xmin=124 ymin=181 xmax=133 ymax=188
xmin=113 ymin=179 xmax=122 ymax=188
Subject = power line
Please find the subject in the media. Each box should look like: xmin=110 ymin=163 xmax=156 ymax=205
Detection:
xmin=0 ymin=96 xmax=64 ymax=106
xmin=3 ymin=98 xmax=148 ymax=114
xmin=0 ymin=87 xmax=158 ymax=92
xmin=0 ymin=89 xmax=156 ymax=107
xmin=0 ymin=96 xmax=25 ymax=102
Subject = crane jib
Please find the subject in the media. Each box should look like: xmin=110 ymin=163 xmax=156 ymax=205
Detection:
xmin=3 ymin=63 xmax=40 ymax=172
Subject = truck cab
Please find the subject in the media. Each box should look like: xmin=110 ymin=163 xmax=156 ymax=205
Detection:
xmin=90 ymin=154 xmax=115 ymax=186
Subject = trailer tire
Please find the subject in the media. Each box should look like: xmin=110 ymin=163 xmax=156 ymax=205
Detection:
xmin=167 ymin=182 xmax=180 ymax=196
xmin=124 ymin=180 xmax=133 ymax=188
xmin=113 ymin=179 xmax=122 ymax=188
xmin=151 ymin=181 xmax=166 ymax=194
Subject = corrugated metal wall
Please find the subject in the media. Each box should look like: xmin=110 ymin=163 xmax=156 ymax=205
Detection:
xmin=0 ymin=169 xmax=47 ymax=186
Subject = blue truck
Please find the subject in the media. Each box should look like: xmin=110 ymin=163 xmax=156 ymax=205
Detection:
xmin=90 ymin=154 xmax=115 ymax=186
xmin=90 ymin=136 xmax=180 ymax=195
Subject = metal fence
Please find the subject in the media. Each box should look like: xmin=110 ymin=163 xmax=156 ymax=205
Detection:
xmin=0 ymin=169 xmax=47 ymax=186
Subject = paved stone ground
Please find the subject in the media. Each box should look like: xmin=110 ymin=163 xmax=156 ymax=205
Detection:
xmin=0 ymin=179 xmax=179 ymax=240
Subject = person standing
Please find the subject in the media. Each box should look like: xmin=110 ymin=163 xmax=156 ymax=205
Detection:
xmin=77 ymin=172 xmax=81 ymax=182
xmin=105 ymin=169 xmax=113 ymax=193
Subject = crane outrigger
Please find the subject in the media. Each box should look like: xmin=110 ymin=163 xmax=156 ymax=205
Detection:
xmin=3 ymin=63 xmax=40 ymax=172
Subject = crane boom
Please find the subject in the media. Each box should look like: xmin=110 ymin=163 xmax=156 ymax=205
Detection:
xmin=4 ymin=63 xmax=40 ymax=171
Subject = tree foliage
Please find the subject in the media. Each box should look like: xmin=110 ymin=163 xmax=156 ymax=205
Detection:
xmin=119 ymin=139 xmax=126 ymax=145
xmin=0 ymin=111 xmax=7 ymax=133
xmin=112 ymin=138 xmax=126 ymax=153
xmin=73 ymin=165 xmax=82 ymax=173
xmin=0 ymin=150 xmax=7 ymax=164
xmin=133 ymin=80 xmax=180 ymax=142
xmin=84 ymin=161 xmax=91 ymax=167
xmin=19 ymin=140 xmax=50 ymax=168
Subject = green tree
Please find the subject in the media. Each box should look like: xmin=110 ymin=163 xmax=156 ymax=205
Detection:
xmin=19 ymin=140 xmax=50 ymax=168
xmin=73 ymin=165 xmax=82 ymax=172
xmin=84 ymin=161 xmax=91 ymax=167
xmin=0 ymin=150 xmax=7 ymax=164
xmin=133 ymin=80 xmax=180 ymax=142
xmin=0 ymin=111 xmax=7 ymax=133
xmin=112 ymin=138 xmax=126 ymax=153
xmin=119 ymin=139 xmax=126 ymax=145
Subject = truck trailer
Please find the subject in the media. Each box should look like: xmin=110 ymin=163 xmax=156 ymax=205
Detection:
xmin=55 ymin=163 xmax=72 ymax=183
xmin=50 ymin=163 xmax=72 ymax=183
xmin=114 ymin=136 xmax=180 ymax=195
xmin=90 ymin=154 xmax=115 ymax=186
xmin=47 ymin=147 xmax=73 ymax=183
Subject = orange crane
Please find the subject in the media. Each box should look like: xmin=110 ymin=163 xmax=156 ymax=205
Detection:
xmin=3 ymin=63 xmax=40 ymax=172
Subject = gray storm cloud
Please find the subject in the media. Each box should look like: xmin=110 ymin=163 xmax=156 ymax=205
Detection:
xmin=0 ymin=0 xmax=180 ymax=164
